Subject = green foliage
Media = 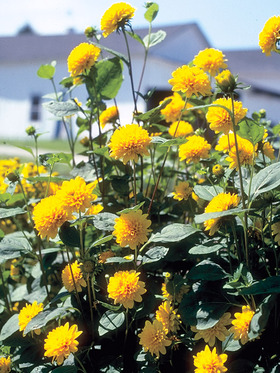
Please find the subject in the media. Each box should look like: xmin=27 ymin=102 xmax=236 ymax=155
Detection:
xmin=37 ymin=62 xmax=56 ymax=79
xmin=144 ymin=3 xmax=159 ymax=23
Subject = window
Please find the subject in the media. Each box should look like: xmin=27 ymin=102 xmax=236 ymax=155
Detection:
xmin=30 ymin=94 xmax=41 ymax=121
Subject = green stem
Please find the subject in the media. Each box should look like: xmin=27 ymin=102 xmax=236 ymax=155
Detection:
xmin=86 ymin=275 xmax=94 ymax=336
xmin=74 ymin=354 xmax=87 ymax=373
xmin=122 ymin=28 xmax=137 ymax=116
xmin=133 ymin=161 xmax=137 ymax=205
xmin=0 ymin=265 xmax=12 ymax=314
xmin=230 ymin=93 xmax=249 ymax=266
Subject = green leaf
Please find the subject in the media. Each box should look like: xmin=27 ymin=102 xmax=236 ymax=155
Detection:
xmin=193 ymin=185 xmax=223 ymax=201
xmin=187 ymin=260 xmax=229 ymax=281
xmin=143 ymin=30 xmax=166 ymax=48
xmin=134 ymin=98 xmax=171 ymax=124
xmin=91 ymin=43 xmax=129 ymax=65
xmin=126 ymin=31 xmax=144 ymax=46
xmin=24 ymin=307 xmax=71 ymax=335
xmin=240 ymin=276 xmax=280 ymax=295
xmin=14 ymin=145 xmax=35 ymax=157
xmin=195 ymin=208 xmax=245 ymax=224
xmin=0 ymin=232 xmax=32 ymax=264
xmin=117 ymin=201 xmax=145 ymax=215
xmin=37 ymin=63 xmax=55 ymax=79
xmin=246 ymin=162 xmax=280 ymax=201
xmin=159 ymin=138 xmax=187 ymax=148
xmin=90 ymin=235 xmax=113 ymax=248
xmin=237 ymin=118 xmax=264 ymax=145
xmin=189 ymin=241 xmax=224 ymax=255
xmin=248 ymin=295 xmax=275 ymax=340
xmin=0 ymin=314 xmax=19 ymax=341
xmin=59 ymin=222 xmax=81 ymax=248
xmin=111 ymin=175 xmax=130 ymax=195
xmin=98 ymin=311 xmax=125 ymax=336
xmin=39 ymin=152 xmax=72 ymax=167
xmin=144 ymin=3 xmax=159 ymax=22
xmin=95 ymin=58 xmax=123 ymax=100
xmin=149 ymin=223 xmax=200 ymax=243
xmin=141 ymin=246 xmax=169 ymax=264
xmin=92 ymin=212 xmax=118 ymax=231
xmin=43 ymin=100 xmax=79 ymax=117
xmin=105 ymin=256 xmax=134 ymax=264
xmin=0 ymin=207 xmax=26 ymax=219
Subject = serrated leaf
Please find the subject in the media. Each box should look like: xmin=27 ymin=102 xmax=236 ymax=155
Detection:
xmin=141 ymin=246 xmax=168 ymax=264
xmin=37 ymin=64 xmax=55 ymax=79
xmin=246 ymin=162 xmax=280 ymax=201
xmin=98 ymin=311 xmax=125 ymax=336
xmin=193 ymin=185 xmax=223 ymax=201
xmin=94 ymin=58 xmax=123 ymax=100
xmin=43 ymin=100 xmax=79 ymax=117
xmin=59 ymin=222 xmax=81 ymax=248
xmin=187 ymin=260 xmax=229 ymax=281
xmin=237 ymin=118 xmax=264 ymax=145
xmin=144 ymin=3 xmax=159 ymax=22
xmin=143 ymin=30 xmax=166 ymax=48
xmin=149 ymin=223 xmax=200 ymax=243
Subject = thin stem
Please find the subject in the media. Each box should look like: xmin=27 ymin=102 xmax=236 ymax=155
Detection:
xmin=133 ymin=161 xmax=137 ymax=205
xmin=86 ymin=275 xmax=94 ymax=336
xmin=230 ymin=93 xmax=249 ymax=266
xmin=65 ymin=248 xmax=84 ymax=314
xmin=122 ymin=28 xmax=137 ymax=116
xmin=74 ymin=354 xmax=87 ymax=373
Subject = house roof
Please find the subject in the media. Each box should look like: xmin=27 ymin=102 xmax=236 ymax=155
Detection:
xmin=226 ymin=49 xmax=280 ymax=94
xmin=0 ymin=23 xmax=210 ymax=65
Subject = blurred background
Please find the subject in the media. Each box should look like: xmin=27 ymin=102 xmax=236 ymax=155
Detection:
xmin=1 ymin=0 xmax=280 ymax=146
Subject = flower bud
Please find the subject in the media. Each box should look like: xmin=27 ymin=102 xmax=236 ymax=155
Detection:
xmin=25 ymin=126 xmax=36 ymax=136
xmin=212 ymin=164 xmax=224 ymax=177
xmin=215 ymin=69 xmax=237 ymax=93
xmin=84 ymin=26 xmax=97 ymax=38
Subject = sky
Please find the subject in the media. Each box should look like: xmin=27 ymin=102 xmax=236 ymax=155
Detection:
xmin=0 ymin=0 xmax=280 ymax=50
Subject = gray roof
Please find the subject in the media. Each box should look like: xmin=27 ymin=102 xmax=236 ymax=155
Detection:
xmin=0 ymin=23 xmax=210 ymax=65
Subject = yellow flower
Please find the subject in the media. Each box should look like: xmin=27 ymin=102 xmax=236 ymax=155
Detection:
xmin=272 ymin=221 xmax=280 ymax=245
xmin=193 ymin=48 xmax=227 ymax=76
xmin=113 ymin=209 xmax=151 ymax=250
xmin=138 ymin=320 xmax=172 ymax=358
xmin=226 ymin=136 xmax=256 ymax=169
xmin=155 ymin=301 xmax=180 ymax=333
xmin=98 ymin=250 xmax=116 ymax=263
xmin=204 ymin=192 xmax=240 ymax=236
xmin=215 ymin=133 xmax=236 ymax=153
xmin=109 ymin=124 xmax=151 ymax=164
xmin=56 ymin=176 xmax=98 ymax=214
xmin=206 ymin=97 xmax=247 ymax=134
xmin=85 ymin=204 xmax=104 ymax=215
xmin=61 ymin=260 xmax=87 ymax=293
xmin=33 ymin=195 xmax=70 ymax=240
xmin=44 ymin=322 xmax=83 ymax=365
xmin=168 ymin=65 xmax=212 ymax=97
xmin=161 ymin=282 xmax=173 ymax=302
xmin=172 ymin=181 xmax=192 ymax=201
xmin=107 ymin=270 xmax=146 ymax=309
xmin=259 ymin=16 xmax=280 ymax=55
xmin=230 ymin=305 xmax=255 ymax=345
xmin=193 ymin=345 xmax=228 ymax=373
xmin=179 ymin=135 xmax=211 ymax=164
xmin=191 ymin=312 xmax=232 ymax=347
xmin=100 ymin=106 xmax=119 ymax=129
xmin=18 ymin=301 xmax=44 ymax=336
xmin=67 ymin=43 xmax=101 ymax=77
xmin=160 ymin=92 xmax=189 ymax=123
xmin=101 ymin=2 xmax=135 ymax=38
xmin=215 ymin=69 xmax=237 ymax=93
xmin=262 ymin=141 xmax=275 ymax=160
xmin=212 ymin=164 xmax=224 ymax=177
xmin=0 ymin=356 xmax=11 ymax=373
xmin=168 ymin=120 xmax=194 ymax=138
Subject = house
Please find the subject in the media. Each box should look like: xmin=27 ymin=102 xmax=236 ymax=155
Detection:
xmin=0 ymin=23 xmax=280 ymax=140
